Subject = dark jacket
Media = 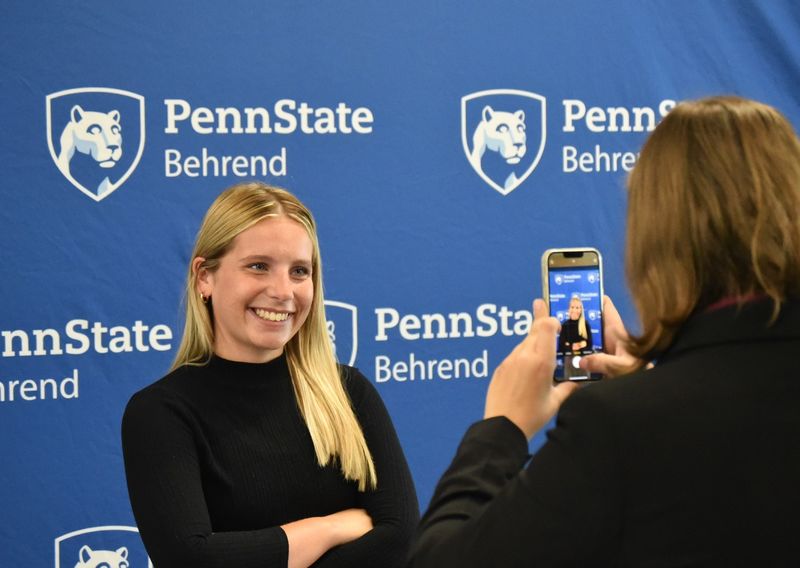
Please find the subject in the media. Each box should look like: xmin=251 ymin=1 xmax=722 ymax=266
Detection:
xmin=410 ymin=299 xmax=800 ymax=567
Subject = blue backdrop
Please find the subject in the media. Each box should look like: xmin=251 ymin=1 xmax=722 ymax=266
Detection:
xmin=2 ymin=1 xmax=799 ymax=565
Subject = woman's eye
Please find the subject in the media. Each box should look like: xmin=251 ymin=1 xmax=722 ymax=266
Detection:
xmin=292 ymin=266 xmax=310 ymax=278
xmin=248 ymin=262 xmax=268 ymax=271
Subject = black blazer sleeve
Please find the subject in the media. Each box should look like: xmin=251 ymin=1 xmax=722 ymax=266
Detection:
xmin=409 ymin=388 xmax=622 ymax=568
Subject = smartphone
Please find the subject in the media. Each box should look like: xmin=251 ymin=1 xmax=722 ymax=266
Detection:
xmin=541 ymin=248 xmax=604 ymax=381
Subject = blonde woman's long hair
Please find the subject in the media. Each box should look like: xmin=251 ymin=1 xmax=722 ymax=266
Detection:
xmin=172 ymin=182 xmax=377 ymax=490
xmin=626 ymin=96 xmax=800 ymax=361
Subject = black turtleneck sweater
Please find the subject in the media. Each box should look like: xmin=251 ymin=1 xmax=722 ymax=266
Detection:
xmin=121 ymin=354 xmax=419 ymax=567
xmin=558 ymin=318 xmax=593 ymax=354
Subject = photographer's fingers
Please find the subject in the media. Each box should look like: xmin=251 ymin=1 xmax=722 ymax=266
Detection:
xmin=579 ymin=352 xmax=633 ymax=377
xmin=530 ymin=298 xmax=576 ymax=427
xmin=531 ymin=298 xmax=550 ymax=325
xmin=484 ymin=299 xmax=568 ymax=438
xmin=551 ymin=379 xmax=579 ymax=409
xmin=531 ymin=298 xmax=559 ymax=352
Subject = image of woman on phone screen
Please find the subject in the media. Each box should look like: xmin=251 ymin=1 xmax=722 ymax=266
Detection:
xmin=558 ymin=296 xmax=593 ymax=378
xmin=122 ymin=182 xmax=418 ymax=568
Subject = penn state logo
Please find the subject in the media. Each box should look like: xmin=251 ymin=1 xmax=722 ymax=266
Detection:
xmin=462 ymin=89 xmax=546 ymax=196
xmin=46 ymin=88 xmax=145 ymax=202
xmin=54 ymin=526 xmax=151 ymax=568
xmin=554 ymin=274 xmax=563 ymax=286
xmin=324 ymin=300 xmax=358 ymax=366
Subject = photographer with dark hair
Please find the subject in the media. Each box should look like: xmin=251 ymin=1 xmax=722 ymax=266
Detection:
xmin=409 ymin=96 xmax=800 ymax=567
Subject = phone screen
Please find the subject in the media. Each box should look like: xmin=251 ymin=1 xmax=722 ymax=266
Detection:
xmin=547 ymin=261 xmax=603 ymax=381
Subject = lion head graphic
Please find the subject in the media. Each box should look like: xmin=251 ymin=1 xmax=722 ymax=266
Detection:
xmin=470 ymin=105 xmax=527 ymax=191
xmin=57 ymin=105 xmax=123 ymax=196
xmin=73 ymin=545 xmax=129 ymax=568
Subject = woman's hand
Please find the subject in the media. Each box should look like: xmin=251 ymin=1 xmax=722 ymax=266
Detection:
xmin=579 ymin=296 xmax=643 ymax=377
xmin=283 ymin=508 xmax=373 ymax=568
xmin=484 ymin=299 xmax=579 ymax=439
xmin=326 ymin=508 xmax=373 ymax=544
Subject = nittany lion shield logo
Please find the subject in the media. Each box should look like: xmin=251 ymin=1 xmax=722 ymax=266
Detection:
xmin=324 ymin=300 xmax=358 ymax=366
xmin=46 ymin=88 xmax=145 ymax=202
xmin=462 ymin=89 xmax=546 ymax=196
xmin=54 ymin=525 xmax=152 ymax=568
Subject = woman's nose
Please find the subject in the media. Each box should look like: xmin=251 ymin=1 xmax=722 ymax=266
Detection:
xmin=267 ymin=273 xmax=292 ymax=300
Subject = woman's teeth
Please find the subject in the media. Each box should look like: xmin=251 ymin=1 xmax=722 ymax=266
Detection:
xmin=254 ymin=309 xmax=290 ymax=322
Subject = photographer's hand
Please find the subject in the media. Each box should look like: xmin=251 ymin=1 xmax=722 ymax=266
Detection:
xmin=579 ymin=296 xmax=644 ymax=377
xmin=484 ymin=299 xmax=579 ymax=439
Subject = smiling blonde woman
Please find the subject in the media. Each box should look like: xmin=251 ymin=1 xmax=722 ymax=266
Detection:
xmin=123 ymin=182 xmax=418 ymax=568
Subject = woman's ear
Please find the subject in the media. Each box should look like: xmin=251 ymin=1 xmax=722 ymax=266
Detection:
xmin=193 ymin=257 xmax=212 ymax=297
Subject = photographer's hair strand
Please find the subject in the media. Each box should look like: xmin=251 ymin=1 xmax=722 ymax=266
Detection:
xmin=171 ymin=182 xmax=377 ymax=491
xmin=626 ymin=96 xmax=800 ymax=361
